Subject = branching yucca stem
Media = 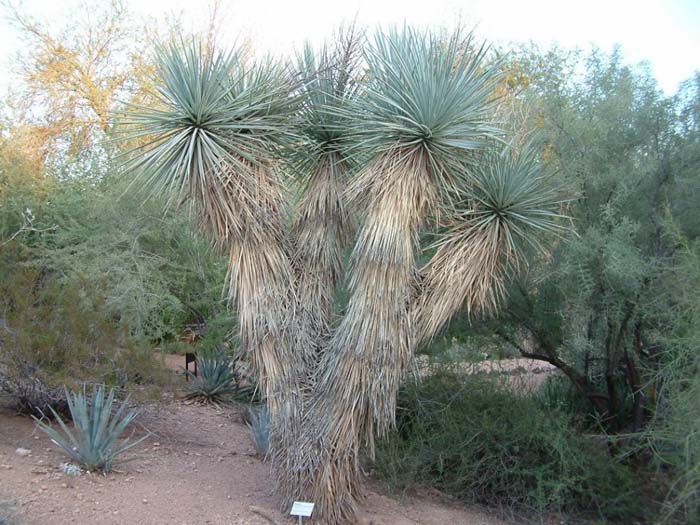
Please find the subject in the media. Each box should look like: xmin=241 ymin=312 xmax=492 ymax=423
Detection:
xmin=206 ymin=160 xmax=307 ymax=501
xmin=291 ymin=151 xmax=350 ymax=368
xmin=121 ymin=34 xmax=563 ymax=525
xmin=413 ymin=222 xmax=509 ymax=348
xmin=298 ymin=148 xmax=436 ymax=523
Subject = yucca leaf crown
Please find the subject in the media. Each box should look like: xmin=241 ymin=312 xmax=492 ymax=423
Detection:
xmin=121 ymin=41 xmax=297 ymax=205
xmin=297 ymin=42 xmax=358 ymax=148
xmin=455 ymin=142 xmax=569 ymax=258
xmin=350 ymin=27 xmax=502 ymax=173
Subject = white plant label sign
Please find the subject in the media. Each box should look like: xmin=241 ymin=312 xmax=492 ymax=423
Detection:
xmin=290 ymin=501 xmax=314 ymax=517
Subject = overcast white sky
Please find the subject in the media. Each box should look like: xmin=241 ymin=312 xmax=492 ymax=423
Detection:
xmin=0 ymin=0 xmax=698 ymax=94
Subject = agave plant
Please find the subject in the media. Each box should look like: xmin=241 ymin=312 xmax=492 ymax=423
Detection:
xmin=120 ymin=27 xmax=568 ymax=524
xmin=34 ymin=385 xmax=147 ymax=473
xmin=246 ymin=404 xmax=269 ymax=457
xmin=0 ymin=496 xmax=16 ymax=525
xmin=184 ymin=353 xmax=252 ymax=404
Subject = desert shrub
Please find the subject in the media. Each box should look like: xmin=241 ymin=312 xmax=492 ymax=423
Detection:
xmin=191 ymin=310 xmax=235 ymax=354
xmin=34 ymin=385 xmax=148 ymax=473
xmin=649 ymin=238 xmax=700 ymax=524
xmin=534 ymin=374 xmax=602 ymax=425
xmin=0 ymin=260 xmax=168 ymax=416
xmin=0 ymin=172 xmax=228 ymax=345
xmin=655 ymin=371 xmax=700 ymax=525
xmin=374 ymin=368 xmax=645 ymax=521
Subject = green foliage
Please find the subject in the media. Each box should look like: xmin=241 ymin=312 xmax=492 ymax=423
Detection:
xmin=295 ymin=26 xmax=362 ymax=153
xmin=482 ymin=46 xmax=700 ymax=434
xmin=0 ymin=166 xmax=228 ymax=342
xmin=650 ymin=238 xmax=700 ymax=523
xmin=466 ymin=143 xmax=569 ymax=254
xmin=34 ymin=385 xmax=148 ymax=473
xmin=375 ymin=369 xmax=644 ymax=521
xmin=191 ymin=310 xmax=235 ymax=354
xmin=120 ymin=41 xmax=297 ymax=211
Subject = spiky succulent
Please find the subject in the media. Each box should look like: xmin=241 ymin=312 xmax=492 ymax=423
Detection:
xmin=289 ymin=26 xmax=363 ymax=370
xmin=34 ymin=385 xmax=147 ymax=473
xmin=247 ymin=404 xmax=270 ymax=457
xmin=347 ymin=27 xmax=502 ymax=186
xmin=120 ymin=41 xmax=297 ymax=244
xmin=119 ymin=40 xmax=305 ymax=515
xmin=184 ymin=353 xmax=253 ymax=405
xmin=297 ymin=27 xmax=507 ymax=524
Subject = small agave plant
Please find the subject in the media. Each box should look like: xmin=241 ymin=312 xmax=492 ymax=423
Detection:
xmin=247 ymin=404 xmax=269 ymax=457
xmin=184 ymin=353 xmax=253 ymax=405
xmin=0 ymin=496 xmax=16 ymax=525
xmin=34 ymin=385 xmax=147 ymax=473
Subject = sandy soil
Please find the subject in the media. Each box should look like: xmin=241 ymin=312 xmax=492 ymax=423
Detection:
xmin=412 ymin=357 xmax=558 ymax=392
xmin=0 ymin=400 xmax=507 ymax=525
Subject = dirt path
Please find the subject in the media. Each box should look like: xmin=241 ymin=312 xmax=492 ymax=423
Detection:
xmin=0 ymin=401 xmax=506 ymax=525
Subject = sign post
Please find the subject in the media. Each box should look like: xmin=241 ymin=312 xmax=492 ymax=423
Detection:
xmin=290 ymin=501 xmax=314 ymax=525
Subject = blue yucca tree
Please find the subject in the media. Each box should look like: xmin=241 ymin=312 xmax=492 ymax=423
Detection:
xmin=119 ymin=27 xmax=567 ymax=524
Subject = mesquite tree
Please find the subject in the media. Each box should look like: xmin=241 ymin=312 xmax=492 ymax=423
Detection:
xmin=121 ymin=27 xmax=565 ymax=524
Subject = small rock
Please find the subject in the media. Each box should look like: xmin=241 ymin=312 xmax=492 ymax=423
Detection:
xmin=153 ymin=442 xmax=160 ymax=447
xmin=142 ymin=499 xmax=148 ymax=504
xmin=15 ymin=447 xmax=32 ymax=456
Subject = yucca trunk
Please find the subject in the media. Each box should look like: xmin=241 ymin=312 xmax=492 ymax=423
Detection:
xmin=196 ymin=159 xmax=307 ymax=496
xmin=291 ymin=151 xmax=350 ymax=366
xmin=299 ymin=148 xmax=437 ymax=522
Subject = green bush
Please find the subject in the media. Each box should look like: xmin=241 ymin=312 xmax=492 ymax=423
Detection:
xmin=651 ymin=239 xmax=700 ymax=524
xmin=1 ymin=173 xmax=228 ymax=345
xmin=374 ymin=369 xmax=645 ymax=521
xmin=34 ymin=385 xmax=148 ymax=473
